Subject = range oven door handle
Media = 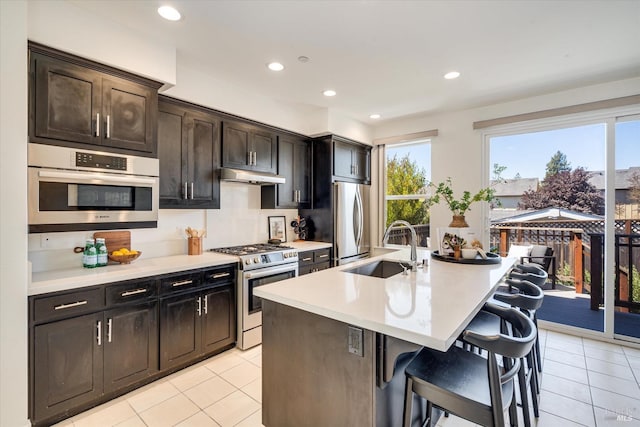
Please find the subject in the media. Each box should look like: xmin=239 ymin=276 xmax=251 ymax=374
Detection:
xmin=38 ymin=170 xmax=157 ymax=186
xmin=244 ymin=264 xmax=297 ymax=280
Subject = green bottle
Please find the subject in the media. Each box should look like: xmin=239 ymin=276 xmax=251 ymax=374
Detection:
xmin=95 ymin=237 xmax=108 ymax=267
xmin=83 ymin=238 xmax=97 ymax=269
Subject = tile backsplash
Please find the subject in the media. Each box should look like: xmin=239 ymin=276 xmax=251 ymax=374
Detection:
xmin=28 ymin=182 xmax=299 ymax=273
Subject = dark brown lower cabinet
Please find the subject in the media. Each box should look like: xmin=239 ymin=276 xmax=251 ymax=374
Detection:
xmin=103 ymin=301 xmax=158 ymax=393
xmin=160 ymin=283 xmax=235 ymax=370
xmin=33 ymin=312 xmax=104 ymax=422
xmin=29 ymin=264 xmax=236 ymax=426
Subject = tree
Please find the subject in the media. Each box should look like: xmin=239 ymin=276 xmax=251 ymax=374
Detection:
xmin=545 ymin=151 xmax=571 ymax=179
xmin=514 ymin=172 xmax=521 ymax=179
xmin=386 ymin=154 xmax=428 ymax=227
xmin=493 ymin=163 xmax=507 ymax=180
xmin=520 ymin=167 xmax=604 ymax=214
xmin=629 ymin=171 xmax=640 ymax=204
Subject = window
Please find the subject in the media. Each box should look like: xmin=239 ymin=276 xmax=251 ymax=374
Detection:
xmin=384 ymin=140 xmax=431 ymax=246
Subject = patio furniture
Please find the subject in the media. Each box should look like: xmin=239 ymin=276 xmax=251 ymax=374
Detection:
xmin=507 ymin=245 xmax=557 ymax=289
xmin=403 ymin=303 xmax=536 ymax=427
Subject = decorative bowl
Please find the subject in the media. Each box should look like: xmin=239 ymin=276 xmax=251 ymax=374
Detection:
xmin=108 ymin=251 xmax=141 ymax=264
xmin=461 ymin=248 xmax=478 ymax=259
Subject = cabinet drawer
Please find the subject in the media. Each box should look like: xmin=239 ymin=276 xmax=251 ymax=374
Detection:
xmin=202 ymin=264 xmax=236 ymax=286
xmin=160 ymin=271 xmax=202 ymax=294
xmin=313 ymin=248 xmax=331 ymax=263
xmin=32 ymin=287 xmax=104 ymax=324
xmin=314 ymin=260 xmax=331 ymax=272
xmin=106 ymin=279 xmax=158 ymax=306
xmin=298 ymin=251 xmax=314 ymax=267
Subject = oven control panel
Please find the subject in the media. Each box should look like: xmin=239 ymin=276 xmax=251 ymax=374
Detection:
xmin=242 ymin=250 xmax=298 ymax=267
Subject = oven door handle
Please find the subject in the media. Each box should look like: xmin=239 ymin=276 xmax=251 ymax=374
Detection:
xmin=38 ymin=170 xmax=157 ymax=186
xmin=244 ymin=264 xmax=297 ymax=279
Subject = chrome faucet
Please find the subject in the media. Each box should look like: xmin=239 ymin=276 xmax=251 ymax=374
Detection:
xmin=382 ymin=220 xmax=418 ymax=271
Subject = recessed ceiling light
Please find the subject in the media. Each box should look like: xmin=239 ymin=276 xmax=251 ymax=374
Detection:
xmin=158 ymin=5 xmax=181 ymax=21
xmin=298 ymin=56 xmax=310 ymax=63
xmin=267 ymin=62 xmax=284 ymax=71
xmin=369 ymin=114 xmax=381 ymax=119
xmin=444 ymin=71 xmax=461 ymax=80
xmin=323 ymin=89 xmax=337 ymax=97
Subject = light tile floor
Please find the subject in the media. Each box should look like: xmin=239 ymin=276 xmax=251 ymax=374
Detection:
xmin=54 ymin=328 xmax=640 ymax=426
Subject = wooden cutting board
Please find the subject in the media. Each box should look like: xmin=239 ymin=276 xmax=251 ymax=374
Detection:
xmin=93 ymin=231 xmax=131 ymax=254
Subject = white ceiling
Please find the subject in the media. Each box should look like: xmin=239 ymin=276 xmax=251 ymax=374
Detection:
xmin=70 ymin=0 xmax=640 ymax=124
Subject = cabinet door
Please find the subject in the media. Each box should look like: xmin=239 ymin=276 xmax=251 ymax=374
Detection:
xmin=222 ymin=121 xmax=250 ymax=169
xmin=32 ymin=53 xmax=101 ymax=145
xmin=158 ymin=104 xmax=188 ymax=206
xmin=102 ymin=77 xmax=157 ymax=154
xmin=353 ymin=146 xmax=370 ymax=182
xmin=160 ymin=292 xmax=200 ymax=370
xmin=103 ymin=301 xmax=158 ymax=393
xmin=201 ymin=285 xmax=236 ymax=355
xmin=276 ymin=137 xmax=296 ymax=207
xmin=33 ymin=312 xmax=104 ymax=422
xmin=251 ymin=128 xmax=277 ymax=173
xmin=187 ymin=110 xmax=221 ymax=208
xmin=293 ymin=140 xmax=311 ymax=205
xmin=333 ymin=140 xmax=354 ymax=179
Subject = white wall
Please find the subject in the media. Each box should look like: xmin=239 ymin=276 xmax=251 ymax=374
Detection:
xmin=371 ymin=76 xmax=640 ymax=246
xmin=0 ymin=0 xmax=29 ymax=425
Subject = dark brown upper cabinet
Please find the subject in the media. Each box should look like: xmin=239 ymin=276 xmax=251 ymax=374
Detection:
xmin=261 ymin=135 xmax=311 ymax=209
xmin=29 ymin=43 xmax=161 ymax=157
xmin=158 ymin=97 xmax=221 ymax=209
xmin=222 ymin=120 xmax=277 ymax=174
xmin=333 ymin=138 xmax=371 ymax=183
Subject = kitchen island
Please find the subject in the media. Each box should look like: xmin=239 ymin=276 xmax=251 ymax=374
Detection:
xmin=254 ymin=248 xmax=516 ymax=427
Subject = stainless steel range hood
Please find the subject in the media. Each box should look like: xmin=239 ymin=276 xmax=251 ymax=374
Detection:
xmin=221 ymin=168 xmax=285 ymax=185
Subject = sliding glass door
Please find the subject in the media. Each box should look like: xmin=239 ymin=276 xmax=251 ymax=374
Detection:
xmin=486 ymin=109 xmax=640 ymax=343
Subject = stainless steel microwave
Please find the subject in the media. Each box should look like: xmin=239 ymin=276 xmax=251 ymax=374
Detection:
xmin=28 ymin=144 xmax=159 ymax=233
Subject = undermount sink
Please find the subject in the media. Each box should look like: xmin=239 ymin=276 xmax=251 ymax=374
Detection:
xmin=345 ymin=260 xmax=406 ymax=279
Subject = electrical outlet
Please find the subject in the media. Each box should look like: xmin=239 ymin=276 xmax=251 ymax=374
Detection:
xmin=348 ymin=326 xmax=364 ymax=357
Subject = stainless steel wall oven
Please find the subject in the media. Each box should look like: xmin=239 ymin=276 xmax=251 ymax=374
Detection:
xmin=28 ymin=144 xmax=159 ymax=233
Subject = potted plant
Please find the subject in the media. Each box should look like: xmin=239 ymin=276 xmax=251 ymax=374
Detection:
xmin=426 ymin=177 xmax=499 ymax=227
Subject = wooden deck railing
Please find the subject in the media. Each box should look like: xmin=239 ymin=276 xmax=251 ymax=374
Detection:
xmin=589 ymin=233 xmax=640 ymax=313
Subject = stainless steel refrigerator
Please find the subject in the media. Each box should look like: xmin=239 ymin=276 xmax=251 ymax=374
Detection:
xmin=334 ymin=182 xmax=370 ymax=265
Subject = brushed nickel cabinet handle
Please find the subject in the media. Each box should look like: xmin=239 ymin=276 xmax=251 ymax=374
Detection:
xmin=106 ymin=115 xmax=110 ymax=138
xmin=196 ymin=296 xmax=202 ymax=316
xmin=302 ymin=257 xmax=312 ymax=262
xmin=190 ymin=182 xmax=194 ymax=200
xmin=121 ymin=288 xmax=147 ymax=297
xmin=212 ymin=272 xmax=230 ymax=279
xmin=54 ymin=300 xmax=88 ymax=310
xmin=203 ymin=295 xmax=208 ymax=315
xmin=172 ymin=279 xmax=193 ymax=287
xmin=318 ymin=254 xmax=329 ymax=258
xmin=184 ymin=182 xmax=188 ymax=199
xmin=97 ymin=320 xmax=102 ymax=346
xmin=95 ymin=113 xmax=100 ymax=137
xmin=107 ymin=318 xmax=113 ymax=343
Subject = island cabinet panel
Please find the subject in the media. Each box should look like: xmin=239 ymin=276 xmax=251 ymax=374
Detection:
xmin=222 ymin=120 xmax=277 ymax=174
xmin=158 ymin=97 xmax=221 ymax=209
xmin=29 ymin=44 xmax=161 ymax=156
xmin=262 ymin=301 xmax=375 ymax=427
xmin=33 ymin=312 xmax=104 ymax=423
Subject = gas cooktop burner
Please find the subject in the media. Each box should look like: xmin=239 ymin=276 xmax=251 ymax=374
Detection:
xmin=210 ymin=243 xmax=294 ymax=256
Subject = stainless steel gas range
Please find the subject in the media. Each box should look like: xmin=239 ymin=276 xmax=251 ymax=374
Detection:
xmin=211 ymin=243 xmax=298 ymax=349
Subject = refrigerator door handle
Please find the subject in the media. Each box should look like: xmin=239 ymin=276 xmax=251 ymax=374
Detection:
xmin=355 ymin=187 xmax=363 ymax=248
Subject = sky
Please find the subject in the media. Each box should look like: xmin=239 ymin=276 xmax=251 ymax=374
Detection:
xmin=386 ymin=120 xmax=639 ymax=181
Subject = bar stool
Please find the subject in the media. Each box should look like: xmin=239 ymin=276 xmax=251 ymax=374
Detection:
xmin=403 ymin=303 xmax=536 ymax=427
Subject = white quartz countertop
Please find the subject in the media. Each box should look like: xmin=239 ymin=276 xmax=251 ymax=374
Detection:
xmin=29 ymin=252 xmax=239 ymax=296
xmin=286 ymin=241 xmax=332 ymax=251
xmin=255 ymin=249 xmax=517 ymax=351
